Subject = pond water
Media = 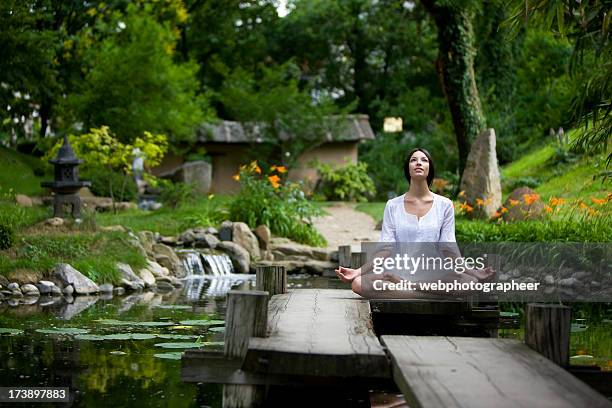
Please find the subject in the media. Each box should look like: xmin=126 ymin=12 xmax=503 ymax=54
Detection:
xmin=0 ymin=275 xmax=344 ymax=407
xmin=1 ymin=275 xmax=610 ymax=407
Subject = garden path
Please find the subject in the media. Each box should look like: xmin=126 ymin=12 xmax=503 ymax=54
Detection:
xmin=313 ymin=202 xmax=380 ymax=251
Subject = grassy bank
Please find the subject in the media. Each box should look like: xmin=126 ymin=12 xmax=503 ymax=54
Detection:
xmin=0 ymin=230 xmax=147 ymax=284
xmin=0 ymin=147 xmax=46 ymax=197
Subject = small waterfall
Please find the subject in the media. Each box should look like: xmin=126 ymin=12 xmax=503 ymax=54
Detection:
xmin=180 ymin=251 xmax=205 ymax=275
xmin=201 ymin=254 xmax=234 ymax=276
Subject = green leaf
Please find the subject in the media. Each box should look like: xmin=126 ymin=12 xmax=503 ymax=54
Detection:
xmin=75 ymin=333 xmax=157 ymax=341
xmin=0 ymin=328 xmax=24 ymax=335
xmin=154 ymin=341 xmax=224 ymax=349
xmin=35 ymin=328 xmax=89 ymax=335
xmin=179 ymin=319 xmax=225 ymax=326
xmin=154 ymin=352 xmax=183 ymax=360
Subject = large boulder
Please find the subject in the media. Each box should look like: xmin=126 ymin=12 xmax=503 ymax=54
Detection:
xmin=138 ymin=268 xmax=157 ymax=288
xmin=180 ymin=228 xmax=219 ymax=249
xmin=36 ymin=280 xmax=61 ymax=296
xmin=217 ymin=241 xmax=250 ymax=274
xmin=459 ymin=128 xmax=502 ymax=218
xmin=218 ymin=221 xmax=233 ymax=241
xmin=165 ymin=161 xmax=212 ymax=195
xmin=146 ymin=260 xmax=168 ymax=278
xmin=254 ymin=225 xmax=271 ymax=250
xmin=53 ymin=263 xmax=99 ymax=295
xmin=270 ymin=238 xmax=334 ymax=261
xmin=138 ymin=231 xmax=157 ymax=257
xmin=152 ymin=243 xmax=186 ymax=277
xmin=501 ymin=187 xmax=546 ymax=222
xmin=15 ymin=194 xmax=33 ymax=207
xmin=116 ymin=263 xmax=145 ymax=290
xmin=254 ymin=259 xmax=337 ymax=276
xmin=232 ymin=222 xmax=261 ymax=260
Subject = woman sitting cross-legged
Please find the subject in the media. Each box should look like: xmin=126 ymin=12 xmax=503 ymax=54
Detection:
xmin=335 ymin=148 xmax=495 ymax=298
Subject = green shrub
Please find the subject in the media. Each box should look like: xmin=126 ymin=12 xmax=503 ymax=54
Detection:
xmin=0 ymin=224 xmax=15 ymax=250
xmin=504 ymin=176 xmax=541 ymax=192
xmin=313 ymin=160 xmax=375 ymax=202
xmin=158 ymin=179 xmax=197 ymax=209
xmin=84 ymin=167 xmax=137 ymax=202
xmin=456 ymin=218 xmax=612 ymax=243
xmin=229 ymin=163 xmax=326 ymax=246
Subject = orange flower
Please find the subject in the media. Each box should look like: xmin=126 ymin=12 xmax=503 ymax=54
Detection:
xmin=509 ymin=199 xmax=520 ymax=207
xmin=484 ymin=196 xmax=493 ymax=205
xmin=587 ymin=208 xmax=598 ymax=216
xmin=549 ymin=197 xmax=566 ymax=207
xmin=545 ymin=205 xmax=553 ymax=213
xmin=523 ymin=193 xmax=539 ymax=205
xmin=500 ymin=206 xmax=508 ymax=214
xmin=268 ymin=174 xmax=281 ymax=188
xmin=232 ymin=174 xmax=240 ymax=181
xmin=458 ymin=190 xmax=465 ymax=197
xmin=591 ymin=197 xmax=607 ymax=205
xmin=579 ymin=202 xmax=589 ymax=210
xmin=275 ymin=166 xmax=287 ymax=173
xmin=493 ymin=211 xmax=501 ymax=218
xmin=464 ymin=204 xmax=473 ymax=214
xmin=475 ymin=198 xmax=484 ymax=207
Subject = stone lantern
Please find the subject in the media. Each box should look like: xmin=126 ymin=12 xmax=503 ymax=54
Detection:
xmin=41 ymin=135 xmax=91 ymax=218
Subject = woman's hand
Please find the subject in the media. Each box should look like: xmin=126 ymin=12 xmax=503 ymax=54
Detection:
xmin=465 ymin=266 xmax=495 ymax=282
xmin=335 ymin=266 xmax=360 ymax=283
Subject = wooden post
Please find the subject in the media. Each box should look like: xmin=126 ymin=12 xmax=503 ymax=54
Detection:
xmin=256 ymin=265 xmax=286 ymax=297
xmin=350 ymin=252 xmax=366 ymax=269
xmin=338 ymin=245 xmax=351 ymax=267
xmin=223 ymin=290 xmax=269 ymax=407
xmin=525 ymin=303 xmax=571 ymax=366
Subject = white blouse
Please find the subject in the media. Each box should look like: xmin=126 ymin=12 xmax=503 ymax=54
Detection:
xmin=380 ymin=192 xmax=456 ymax=243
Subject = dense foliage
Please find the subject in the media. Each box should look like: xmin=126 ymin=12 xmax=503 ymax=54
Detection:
xmin=0 ymin=0 xmax=608 ymax=193
xmin=313 ymin=160 xmax=375 ymax=202
xmin=228 ymin=162 xmax=326 ymax=246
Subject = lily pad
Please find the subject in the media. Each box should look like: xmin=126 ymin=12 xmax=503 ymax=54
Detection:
xmin=500 ymin=312 xmax=519 ymax=318
xmin=170 ymin=325 xmax=194 ymax=330
xmin=157 ymin=334 xmax=199 ymax=340
xmin=571 ymin=323 xmax=588 ymax=333
xmin=154 ymin=341 xmax=224 ymax=349
xmin=156 ymin=305 xmax=192 ymax=310
xmin=75 ymin=333 xmax=157 ymax=341
xmin=570 ymin=355 xmax=594 ymax=361
xmin=208 ymin=327 xmax=225 ymax=333
xmin=110 ymin=351 xmax=127 ymax=356
xmin=0 ymin=328 xmax=24 ymax=335
xmin=154 ymin=352 xmax=182 ymax=360
xmin=179 ymin=319 xmax=224 ymax=326
xmin=35 ymin=328 xmax=89 ymax=335
xmin=96 ymin=319 xmax=174 ymax=327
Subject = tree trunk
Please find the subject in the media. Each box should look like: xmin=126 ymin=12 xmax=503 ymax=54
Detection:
xmin=421 ymin=0 xmax=486 ymax=175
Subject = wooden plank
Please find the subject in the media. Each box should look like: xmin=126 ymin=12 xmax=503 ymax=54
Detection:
xmin=370 ymin=299 xmax=471 ymax=315
xmin=181 ymin=350 xmax=393 ymax=388
xmin=382 ymin=335 xmax=611 ymax=408
xmin=244 ymin=289 xmax=390 ymax=378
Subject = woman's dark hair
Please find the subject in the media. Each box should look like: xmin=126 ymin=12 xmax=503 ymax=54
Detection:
xmin=404 ymin=148 xmax=435 ymax=186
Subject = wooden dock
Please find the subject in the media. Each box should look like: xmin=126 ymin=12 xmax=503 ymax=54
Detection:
xmin=383 ymin=335 xmax=611 ymax=408
xmin=182 ymin=279 xmax=611 ymax=407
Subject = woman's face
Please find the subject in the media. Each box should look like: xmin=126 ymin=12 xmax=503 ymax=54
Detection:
xmin=409 ymin=150 xmax=429 ymax=180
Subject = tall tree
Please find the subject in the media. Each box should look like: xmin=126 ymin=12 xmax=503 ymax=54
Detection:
xmin=506 ymin=0 xmax=611 ymax=175
xmin=420 ymin=0 xmax=486 ymax=175
xmin=72 ymin=4 xmax=210 ymax=143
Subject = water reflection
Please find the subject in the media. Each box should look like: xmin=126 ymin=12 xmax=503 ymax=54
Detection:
xmin=1 ymin=277 xmax=610 ymax=408
xmin=0 ymin=286 xmax=230 ymax=408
